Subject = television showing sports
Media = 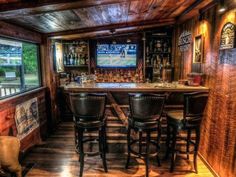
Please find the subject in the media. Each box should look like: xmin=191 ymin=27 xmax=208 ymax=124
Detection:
xmin=96 ymin=44 xmax=137 ymax=68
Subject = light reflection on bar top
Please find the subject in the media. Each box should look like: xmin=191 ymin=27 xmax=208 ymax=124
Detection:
xmin=64 ymin=82 xmax=208 ymax=89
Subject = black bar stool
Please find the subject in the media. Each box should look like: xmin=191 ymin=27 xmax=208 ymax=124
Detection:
xmin=69 ymin=93 xmax=108 ymax=177
xmin=165 ymin=92 xmax=208 ymax=173
xmin=125 ymin=93 xmax=166 ymax=177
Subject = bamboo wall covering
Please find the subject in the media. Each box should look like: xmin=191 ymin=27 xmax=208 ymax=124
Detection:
xmin=173 ymin=1 xmax=236 ymax=176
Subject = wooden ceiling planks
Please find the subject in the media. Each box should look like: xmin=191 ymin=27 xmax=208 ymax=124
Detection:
xmin=0 ymin=0 xmax=214 ymax=37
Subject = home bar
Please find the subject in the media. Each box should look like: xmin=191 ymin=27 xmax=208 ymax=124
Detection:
xmin=0 ymin=0 xmax=235 ymax=177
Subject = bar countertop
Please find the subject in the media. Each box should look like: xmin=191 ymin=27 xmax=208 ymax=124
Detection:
xmin=61 ymin=82 xmax=209 ymax=92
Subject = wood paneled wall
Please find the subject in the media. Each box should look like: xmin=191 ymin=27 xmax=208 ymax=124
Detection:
xmin=173 ymin=1 xmax=236 ymax=176
xmin=0 ymin=20 xmax=48 ymax=152
xmin=0 ymin=88 xmax=47 ymax=151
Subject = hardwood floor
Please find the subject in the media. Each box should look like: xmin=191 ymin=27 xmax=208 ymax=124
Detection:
xmin=22 ymin=115 xmax=213 ymax=177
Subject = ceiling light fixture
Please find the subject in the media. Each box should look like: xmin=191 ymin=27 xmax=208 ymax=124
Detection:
xmin=218 ymin=0 xmax=226 ymax=13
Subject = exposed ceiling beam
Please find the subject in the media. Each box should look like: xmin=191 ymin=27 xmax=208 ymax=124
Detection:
xmin=176 ymin=0 xmax=214 ymax=22
xmin=47 ymin=18 xmax=175 ymax=38
xmin=50 ymin=21 xmax=174 ymax=40
xmin=177 ymin=0 xmax=204 ymax=19
xmin=0 ymin=0 xmax=134 ymax=19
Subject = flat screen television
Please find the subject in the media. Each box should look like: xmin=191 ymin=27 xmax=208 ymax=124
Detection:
xmin=96 ymin=44 xmax=137 ymax=68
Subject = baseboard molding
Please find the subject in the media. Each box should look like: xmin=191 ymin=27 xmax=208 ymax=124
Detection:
xmin=198 ymin=153 xmax=220 ymax=177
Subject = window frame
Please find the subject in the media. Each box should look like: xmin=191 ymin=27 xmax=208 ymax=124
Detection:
xmin=0 ymin=36 xmax=42 ymax=100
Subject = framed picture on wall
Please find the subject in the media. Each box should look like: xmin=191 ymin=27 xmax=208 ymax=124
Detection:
xmin=193 ymin=35 xmax=204 ymax=63
xmin=53 ymin=42 xmax=64 ymax=73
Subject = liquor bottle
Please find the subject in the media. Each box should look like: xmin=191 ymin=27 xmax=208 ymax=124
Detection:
xmin=75 ymin=53 xmax=79 ymax=65
xmin=67 ymin=54 xmax=70 ymax=65
xmin=63 ymin=53 xmax=67 ymax=66
xmin=84 ymin=54 xmax=87 ymax=65
xmin=154 ymin=40 xmax=157 ymax=52
xmin=157 ymin=40 xmax=162 ymax=52
xmin=84 ymin=54 xmax=88 ymax=65
xmin=69 ymin=53 xmax=73 ymax=65
xmin=80 ymin=54 xmax=83 ymax=65
xmin=146 ymin=56 xmax=149 ymax=66
xmin=72 ymin=53 xmax=75 ymax=65
xmin=149 ymin=40 xmax=153 ymax=53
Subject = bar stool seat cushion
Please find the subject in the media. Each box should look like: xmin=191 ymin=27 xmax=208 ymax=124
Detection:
xmin=128 ymin=117 xmax=159 ymax=131
xmin=75 ymin=120 xmax=105 ymax=129
xmin=166 ymin=110 xmax=184 ymax=130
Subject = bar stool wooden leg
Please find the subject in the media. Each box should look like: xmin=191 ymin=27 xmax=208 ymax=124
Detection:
xmin=74 ymin=124 xmax=79 ymax=153
xmin=170 ymin=127 xmax=177 ymax=172
xmin=145 ymin=132 xmax=151 ymax=177
xmin=139 ymin=131 xmax=142 ymax=157
xmin=102 ymin=126 xmax=108 ymax=172
xmin=194 ymin=128 xmax=200 ymax=174
xmin=125 ymin=126 xmax=131 ymax=169
xmin=99 ymin=129 xmax=103 ymax=158
xmin=187 ymin=129 xmax=191 ymax=160
xmin=78 ymin=129 xmax=84 ymax=177
xmin=165 ymin=124 xmax=170 ymax=159
xmin=157 ymin=122 xmax=161 ymax=166
xmin=104 ymin=121 xmax=108 ymax=153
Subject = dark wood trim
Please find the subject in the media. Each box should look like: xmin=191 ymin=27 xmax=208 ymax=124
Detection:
xmin=177 ymin=0 xmax=204 ymax=19
xmin=107 ymin=92 xmax=127 ymax=127
xmin=176 ymin=0 xmax=214 ymax=22
xmin=0 ymin=87 xmax=46 ymax=107
xmin=199 ymin=0 xmax=218 ymax=13
xmin=0 ymin=20 xmax=42 ymax=43
xmin=52 ymin=22 xmax=175 ymax=40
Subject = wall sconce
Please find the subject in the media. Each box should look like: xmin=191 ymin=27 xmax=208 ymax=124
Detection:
xmin=199 ymin=12 xmax=204 ymax=21
xmin=218 ymin=0 xmax=226 ymax=13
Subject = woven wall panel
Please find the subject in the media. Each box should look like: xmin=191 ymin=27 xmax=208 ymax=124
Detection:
xmin=173 ymin=2 xmax=236 ymax=177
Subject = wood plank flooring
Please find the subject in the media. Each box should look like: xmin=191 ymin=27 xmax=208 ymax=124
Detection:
xmin=22 ymin=115 xmax=214 ymax=177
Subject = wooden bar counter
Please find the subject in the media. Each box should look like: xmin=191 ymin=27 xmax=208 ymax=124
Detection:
xmin=62 ymin=82 xmax=209 ymax=93
xmin=60 ymin=82 xmax=209 ymax=126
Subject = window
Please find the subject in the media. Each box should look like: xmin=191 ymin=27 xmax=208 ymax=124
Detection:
xmin=0 ymin=38 xmax=41 ymax=99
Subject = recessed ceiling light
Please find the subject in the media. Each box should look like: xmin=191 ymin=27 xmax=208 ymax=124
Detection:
xmin=219 ymin=7 xmax=226 ymax=13
xmin=218 ymin=0 xmax=226 ymax=13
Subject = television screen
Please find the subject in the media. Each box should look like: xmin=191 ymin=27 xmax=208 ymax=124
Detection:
xmin=96 ymin=44 xmax=137 ymax=68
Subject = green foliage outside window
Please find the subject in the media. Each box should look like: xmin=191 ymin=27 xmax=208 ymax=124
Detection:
xmin=22 ymin=43 xmax=38 ymax=74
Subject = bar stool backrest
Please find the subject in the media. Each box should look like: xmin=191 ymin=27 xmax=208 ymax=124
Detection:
xmin=69 ymin=93 xmax=107 ymax=121
xmin=184 ymin=92 xmax=208 ymax=127
xmin=129 ymin=93 xmax=166 ymax=121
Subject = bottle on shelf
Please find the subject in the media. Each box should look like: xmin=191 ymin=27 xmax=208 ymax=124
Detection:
xmin=63 ymin=53 xmax=67 ymax=66
xmin=75 ymin=53 xmax=79 ymax=65
xmin=69 ymin=53 xmax=73 ymax=65
xmin=72 ymin=53 xmax=75 ymax=65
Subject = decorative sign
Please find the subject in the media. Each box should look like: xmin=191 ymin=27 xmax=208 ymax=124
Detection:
xmin=219 ymin=22 xmax=236 ymax=64
xmin=220 ymin=22 xmax=236 ymax=50
xmin=193 ymin=35 xmax=204 ymax=63
xmin=178 ymin=31 xmax=192 ymax=52
xmin=15 ymin=98 xmax=39 ymax=140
